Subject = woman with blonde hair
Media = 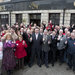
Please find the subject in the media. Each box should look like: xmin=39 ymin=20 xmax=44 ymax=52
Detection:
xmin=2 ymin=33 xmax=16 ymax=75
xmin=15 ymin=35 xmax=28 ymax=69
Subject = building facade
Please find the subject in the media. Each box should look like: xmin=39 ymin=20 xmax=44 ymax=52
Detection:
xmin=0 ymin=0 xmax=75 ymax=27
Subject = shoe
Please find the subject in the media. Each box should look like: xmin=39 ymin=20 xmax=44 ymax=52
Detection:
xmin=38 ymin=64 xmax=41 ymax=67
xmin=73 ymin=71 xmax=75 ymax=74
xmin=28 ymin=64 xmax=32 ymax=68
xmin=66 ymin=67 xmax=72 ymax=70
xmin=52 ymin=64 xmax=54 ymax=67
xmin=0 ymin=73 xmax=3 ymax=75
xmin=46 ymin=65 xmax=49 ymax=68
xmin=59 ymin=63 xmax=63 ymax=66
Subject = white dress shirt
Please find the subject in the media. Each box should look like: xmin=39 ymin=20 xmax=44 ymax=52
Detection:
xmin=35 ymin=33 xmax=38 ymax=40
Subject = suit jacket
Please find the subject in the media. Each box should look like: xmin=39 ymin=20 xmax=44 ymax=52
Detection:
xmin=42 ymin=35 xmax=51 ymax=52
xmin=22 ymin=32 xmax=29 ymax=45
xmin=51 ymin=35 xmax=58 ymax=50
xmin=57 ymin=36 xmax=66 ymax=50
xmin=31 ymin=33 xmax=43 ymax=51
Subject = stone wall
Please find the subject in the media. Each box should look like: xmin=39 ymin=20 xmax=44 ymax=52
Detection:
xmin=0 ymin=10 xmax=74 ymax=26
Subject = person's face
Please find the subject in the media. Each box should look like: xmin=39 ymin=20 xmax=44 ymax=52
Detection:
xmin=59 ymin=30 xmax=63 ymax=35
xmin=7 ymin=35 xmax=11 ymax=40
xmin=71 ymin=33 xmax=75 ymax=39
xmin=35 ymin=29 xmax=39 ymax=34
xmin=19 ymin=37 xmax=22 ymax=41
xmin=44 ymin=31 xmax=47 ymax=35
xmin=17 ymin=31 xmax=20 ymax=35
xmin=40 ymin=29 xmax=43 ymax=33
xmin=65 ymin=29 xmax=68 ymax=34
xmin=67 ymin=32 xmax=70 ymax=37
xmin=52 ymin=31 xmax=56 ymax=35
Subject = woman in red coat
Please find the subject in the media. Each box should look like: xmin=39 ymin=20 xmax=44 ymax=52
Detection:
xmin=15 ymin=35 xmax=28 ymax=69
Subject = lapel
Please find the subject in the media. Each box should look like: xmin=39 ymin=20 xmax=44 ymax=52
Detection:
xmin=33 ymin=34 xmax=36 ymax=40
xmin=37 ymin=34 xmax=40 ymax=40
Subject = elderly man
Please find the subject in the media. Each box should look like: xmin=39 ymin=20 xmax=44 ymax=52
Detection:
xmin=66 ymin=33 xmax=75 ymax=73
xmin=57 ymin=29 xmax=65 ymax=65
xmin=42 ymin=30 xmax=51 ymax=68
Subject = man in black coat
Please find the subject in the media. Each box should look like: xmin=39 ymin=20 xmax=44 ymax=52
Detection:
xmin=29 ymin=27 xmax=43 ymax=67
xmin=50 ymin=31 xmax=58 ymax=67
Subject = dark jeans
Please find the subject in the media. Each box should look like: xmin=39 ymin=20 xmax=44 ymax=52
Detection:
xmin=42 ymin=51 xmax=48 ymax=66
xmin=67 ymin=53 xmax=75 ymax=71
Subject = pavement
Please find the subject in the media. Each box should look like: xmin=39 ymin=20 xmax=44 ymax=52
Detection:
xmin=13 ymin=63 xmax=75 ymax=75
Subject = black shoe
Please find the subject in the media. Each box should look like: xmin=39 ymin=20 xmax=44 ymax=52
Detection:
xmin=59 ymin=63 xmax=63 ymax=66
xmin=46 ymin=65 xmax=49 ymax=68
xmin=66 ymin=67 xmax=72 ymax=70
xmin=52 ymin=64 xmax=54 ymax=67
xmin=28 ymin=64 xmax=32 ymax=68
xmin=73 ymin=71 xmax=75 ymax=74
xmin=0 ymin=73 xmax=3 ymax=75
xmin=38 ymin=64 xmax=41 ymax=67
xmin=7 ymin=71 xmax=11 ymax=75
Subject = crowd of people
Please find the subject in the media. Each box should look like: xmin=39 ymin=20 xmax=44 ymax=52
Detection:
xmin=0 ymin=21 xmax=75 ymax=75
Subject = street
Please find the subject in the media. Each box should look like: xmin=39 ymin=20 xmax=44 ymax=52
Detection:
xmin=13 ymin=63 xmax=75 ymax=75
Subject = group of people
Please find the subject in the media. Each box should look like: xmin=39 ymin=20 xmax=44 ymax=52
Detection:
xmin=0 ymin=21 xmax=75 ymax=75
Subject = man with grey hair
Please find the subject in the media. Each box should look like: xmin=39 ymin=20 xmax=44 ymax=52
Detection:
xmin=42 ymin=29 xmax=51 ymax=68
xmin=66 ymin=33 xmax=75 ymax=73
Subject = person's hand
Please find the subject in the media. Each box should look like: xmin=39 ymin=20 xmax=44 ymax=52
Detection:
xmin=23 ymin=41 xmax=25 ymax=45
xmin=43 ymin=38 xmax=45 ymax=41
xmin=65 ymin=41 xmax=67 ymax=44
xmin=48 ymin=41 xmax=51 ymax=44
xmin=6 ymin=40 xmax=8 ymax=43
xmin=30 ymin=37 xmax=32 ymax=42
xmin=13 ymin=40 xmax=16 ymax=43
xmin=57 ymin=38 xmax=60 ymax=40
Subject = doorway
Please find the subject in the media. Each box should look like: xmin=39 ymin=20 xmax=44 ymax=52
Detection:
xmin=29 ymin=13 xmax=41 ymax=27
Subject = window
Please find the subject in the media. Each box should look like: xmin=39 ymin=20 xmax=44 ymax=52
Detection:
xmin=49 ymin=13 xmax=60 ymax=25
xmin=29 ymin=13 xmax=41 ymax=26
xmin=70 ymin=13 xmax=75 ymax=25
xmin=0 ymin=14 xmax=9 ymax=25
xmin=16 ymin=14 xmax=22 ymax=25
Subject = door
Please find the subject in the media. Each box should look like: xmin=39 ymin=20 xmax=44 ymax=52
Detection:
xmin=29 ymin=13 xmax=41 ymax=26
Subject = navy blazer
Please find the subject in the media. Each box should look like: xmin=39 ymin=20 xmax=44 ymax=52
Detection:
xmin=31 ymin=33 xmax=43 ymax=51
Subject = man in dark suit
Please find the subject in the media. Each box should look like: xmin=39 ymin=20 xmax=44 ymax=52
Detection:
xmin=29 ymin=27 xmax=43 ymax=67
xmin=50 ymin=31 xmax=58 ymax=67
